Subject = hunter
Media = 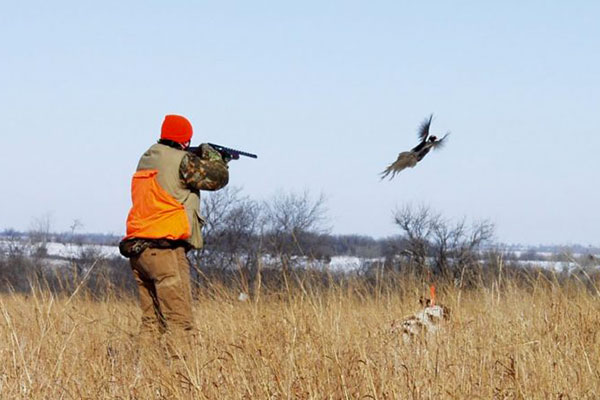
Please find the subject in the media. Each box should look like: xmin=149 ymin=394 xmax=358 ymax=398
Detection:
xmin=120 ymin=114 xmax=229 ymax=342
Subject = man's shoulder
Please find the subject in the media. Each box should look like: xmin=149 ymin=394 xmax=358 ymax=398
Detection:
xmin=137 ymin=143 xmax=187 ymax=170
xmin=147 ymin=143 xmax=187 ymax=158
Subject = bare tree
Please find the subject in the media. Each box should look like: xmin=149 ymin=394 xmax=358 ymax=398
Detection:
xmin=29 ymin=212 xmax=53 ymax=258
xmin=431 ymin=217 xmax=494 ymax=279
xmin=263 ymin=190 xmax=328 ymax=233
xmin=2 ymin=228 xmax=25 ymax=258
xmin=452 ymin=219 xmax=495 ymax=271
xmin=196 ymin=186 xmax=261 ymax=271
xmin=69 ymin=219 xmax=84 ymax=245
xmin=393 ymin=204 xmax=438 ymax=269
xmin=393 ymin=204 xmax=495 ymax=281
xmin=430 ymin=216 xmax=465 ymax=276
xmin=262 ymin=190 xmax=329 ymax=266
xmin=202 ymin=186 xmax=247 ymax=251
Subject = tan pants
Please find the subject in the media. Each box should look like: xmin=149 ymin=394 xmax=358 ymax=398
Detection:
xmin=130 ymin=247 xmax=195 ymax=337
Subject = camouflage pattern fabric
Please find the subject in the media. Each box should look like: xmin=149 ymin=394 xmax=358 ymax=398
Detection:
xmin=119 ymin=238 xmax=191 ymax=258
xmin=179 ymin=150 xmax=229 ymax=192
xmin=199 ymin=143 xmax=225 ymax=162
xmin=119 ymin=239 xmax=151 ymax=258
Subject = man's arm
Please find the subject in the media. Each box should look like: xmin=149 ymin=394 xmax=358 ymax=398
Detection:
xmin=179 ymin=148 xmax=229 ymax=191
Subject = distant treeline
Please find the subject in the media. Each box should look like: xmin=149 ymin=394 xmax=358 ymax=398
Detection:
xmin=1 ymin=228 xmax=121 ymax=247
xmin=4 ymin=187 xmax=599 ymax=261
xmin=1 ymin=238 xmax=598 ymax=300
xmin=2 ymin=189 xmax=599 ymax=296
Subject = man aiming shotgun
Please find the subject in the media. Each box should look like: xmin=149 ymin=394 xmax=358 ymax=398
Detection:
xmin=119 ymin=114 xmax=255 ymax=351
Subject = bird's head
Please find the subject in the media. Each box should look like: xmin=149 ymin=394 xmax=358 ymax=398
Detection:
xmin=428 ymin=136 xmax=437 ymax=142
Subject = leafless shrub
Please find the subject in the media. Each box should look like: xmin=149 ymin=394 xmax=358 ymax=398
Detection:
xmin=392 ymin=204 xmax=494 ymax=284
xmin=0 ymin=253 xmax=37 ymax=293
xmin=261 ymin=190 xmax=329 ymax=265
xmin=198 ymin=186 xmax=262 ymax=270
xmin=393 ymin=205 xmax=437 ymax=269
xmin=28 ymin=213 xmax=53 ymax=258
xmin=329 ymin=234 xmax=383 ymax=258
xmin=2 ymin=229 xmax=27 ymax=258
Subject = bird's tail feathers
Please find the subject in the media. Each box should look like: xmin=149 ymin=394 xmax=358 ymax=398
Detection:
xmin=380 ymin=165 xmax=397 ymax=181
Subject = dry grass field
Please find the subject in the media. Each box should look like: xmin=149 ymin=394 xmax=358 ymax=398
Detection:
xmin=1 ymin=274 xmax=599 ymax=399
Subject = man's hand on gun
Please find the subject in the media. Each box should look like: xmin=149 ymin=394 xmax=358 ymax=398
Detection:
xmin=199 ymin=143 xmax=225 ymax=162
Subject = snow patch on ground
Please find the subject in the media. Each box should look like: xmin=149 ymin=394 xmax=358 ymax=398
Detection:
xmin=45 ymin=242 xmax=121 ymax=258
xmin=2 ymin=240 xmax=599 ymax=273
xmin=0 ymin=240 xmax=121 ymax=259
xmin=328 ymin=256 xmax=362 ymax=272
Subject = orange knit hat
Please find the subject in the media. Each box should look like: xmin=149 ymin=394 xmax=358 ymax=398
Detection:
xmin=160 ymin=115 xmax=193 ymax=143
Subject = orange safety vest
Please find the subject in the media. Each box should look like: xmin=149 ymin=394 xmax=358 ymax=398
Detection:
xmin=124 ymin=169 xmax=191 ymax=241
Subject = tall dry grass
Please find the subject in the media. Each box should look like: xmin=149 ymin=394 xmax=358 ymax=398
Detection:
xmin=1 ymin=272 xmax=599 ymax=399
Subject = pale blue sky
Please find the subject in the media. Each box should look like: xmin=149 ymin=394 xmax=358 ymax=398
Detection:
xmin=1 ymin=1 xmax=598 ymax=245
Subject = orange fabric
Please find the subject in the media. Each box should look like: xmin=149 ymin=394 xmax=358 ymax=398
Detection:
xmin=125 ymin=170 xmax=190 ymax=240
xmin=160 ymin=115 xmax=193 ymax=143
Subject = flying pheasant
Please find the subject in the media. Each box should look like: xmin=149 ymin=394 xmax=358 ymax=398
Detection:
xmin=380 ymin=114 xmax=449 ymax=180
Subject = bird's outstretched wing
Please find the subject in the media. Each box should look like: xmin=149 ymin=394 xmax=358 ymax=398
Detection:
xmin=432 ymin=132 xmax=450 ymax=150
xmin=380 ymin=151 xmax=419 ymax=180
xmin=417 ymin=114 xmax=434 ymax=142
